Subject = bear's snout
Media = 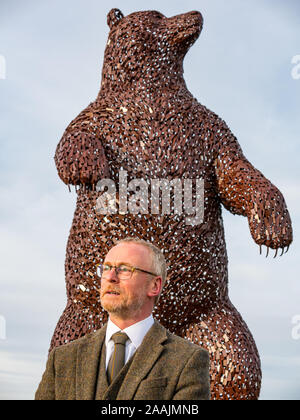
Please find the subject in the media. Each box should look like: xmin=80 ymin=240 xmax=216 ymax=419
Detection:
xmin=167 ymin=10 xmax=203 ymax=47
xmin=171 ymin=10 xmax=203 ymax=26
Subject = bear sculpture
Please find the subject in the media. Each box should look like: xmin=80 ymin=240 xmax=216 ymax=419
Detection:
xmin=51 ymin=9 xmax=293 ymax=400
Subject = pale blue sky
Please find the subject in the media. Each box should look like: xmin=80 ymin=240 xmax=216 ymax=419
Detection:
xmin=0 ymin=0 xmax=299 ymax=400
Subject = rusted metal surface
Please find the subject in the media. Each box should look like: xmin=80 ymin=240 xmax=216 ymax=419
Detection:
xmin=50 ymin=9 xmax=293 ymax=400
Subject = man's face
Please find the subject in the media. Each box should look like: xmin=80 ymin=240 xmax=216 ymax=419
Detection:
xmin=100 ymin=243 xmax=158 ymax=319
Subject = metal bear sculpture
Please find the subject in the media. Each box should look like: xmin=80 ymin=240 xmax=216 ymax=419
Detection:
xmin=50 ymin=9 xmax=293 ymax=400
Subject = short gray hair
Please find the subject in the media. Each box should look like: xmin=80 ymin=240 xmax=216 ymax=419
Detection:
xmin=113 ymin=237 xmax=167 ymax=302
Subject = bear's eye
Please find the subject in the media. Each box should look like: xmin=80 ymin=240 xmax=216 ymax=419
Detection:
xmin=151 ymin=11 xmax=164 ymax=20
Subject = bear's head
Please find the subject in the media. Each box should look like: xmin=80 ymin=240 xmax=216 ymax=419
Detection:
xmin=100 ymin=9 xmax=203 ymax=92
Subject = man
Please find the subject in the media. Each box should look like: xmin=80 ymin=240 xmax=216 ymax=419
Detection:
xmin=35 ymin=238 xmax=210 ymax=400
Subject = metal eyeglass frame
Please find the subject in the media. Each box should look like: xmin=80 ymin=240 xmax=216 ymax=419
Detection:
xmin=96 ymin=263 xmax=158 ymax=279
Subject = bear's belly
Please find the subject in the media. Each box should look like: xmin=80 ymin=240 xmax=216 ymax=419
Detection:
xmin=65 ymin=188 xmax=228 ymax=329
xmin=64 ymin=102 xmax=229 ymax=327
xmin=99 ymin=102 xmax=213 ymax=181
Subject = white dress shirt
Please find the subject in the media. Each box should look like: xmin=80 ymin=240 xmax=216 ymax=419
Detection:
xmin=105 ymin=315 xmax=154 ymax=369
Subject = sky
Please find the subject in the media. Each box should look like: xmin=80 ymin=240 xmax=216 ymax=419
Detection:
xmin=0 ymin=0 xmax=299 ymax=400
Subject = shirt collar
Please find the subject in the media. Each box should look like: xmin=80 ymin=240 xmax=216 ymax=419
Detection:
xmin=106 ymin=314 xmax=154 ymax=349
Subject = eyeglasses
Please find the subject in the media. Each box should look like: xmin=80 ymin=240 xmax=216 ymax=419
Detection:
xmin=96 ymin=263 xmax=158 ymax=280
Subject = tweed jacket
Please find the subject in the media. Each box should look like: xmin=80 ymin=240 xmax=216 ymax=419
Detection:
xmin=35 ymin=320 xmax=210 ymax=400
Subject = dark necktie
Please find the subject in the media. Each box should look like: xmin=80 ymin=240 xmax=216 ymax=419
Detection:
xmin=107 ymin=332 xmax=129 ymax=384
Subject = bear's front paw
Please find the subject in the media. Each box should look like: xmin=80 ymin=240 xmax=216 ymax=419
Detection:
xmin=247 ymin=188 xmax=293 ymax=256
xmin=54 ymin=129 xmax=110 ymax=187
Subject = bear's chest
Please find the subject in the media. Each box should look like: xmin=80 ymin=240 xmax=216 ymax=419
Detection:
xmin=99 ymin=103 xmax=209 ymax=181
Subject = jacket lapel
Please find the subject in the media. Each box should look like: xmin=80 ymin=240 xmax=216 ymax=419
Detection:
xmin=76 ymin=324 xmax=107 ymax=400
xmin=95 ymin=341 xmax=109 ymax=399
xmin=116 ymin=320 xmax=168 ymax=400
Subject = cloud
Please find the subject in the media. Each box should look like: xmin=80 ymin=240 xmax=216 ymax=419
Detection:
xmin=0 ymin=350 xmax=46 ymax=400
xmin=0 ymin=0 xmax=299 ymax=400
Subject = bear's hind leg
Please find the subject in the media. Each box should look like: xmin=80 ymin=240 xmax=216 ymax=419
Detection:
xmin=184 ymin=301 xmax=261 ymax=400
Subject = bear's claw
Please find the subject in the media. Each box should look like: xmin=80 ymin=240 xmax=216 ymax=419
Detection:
xmin=259 ymin=245 xmax=290 ymax=258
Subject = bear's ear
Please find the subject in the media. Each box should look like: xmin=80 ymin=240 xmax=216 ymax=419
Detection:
xmin=107 ymin=8 xmax=124 ymax=29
